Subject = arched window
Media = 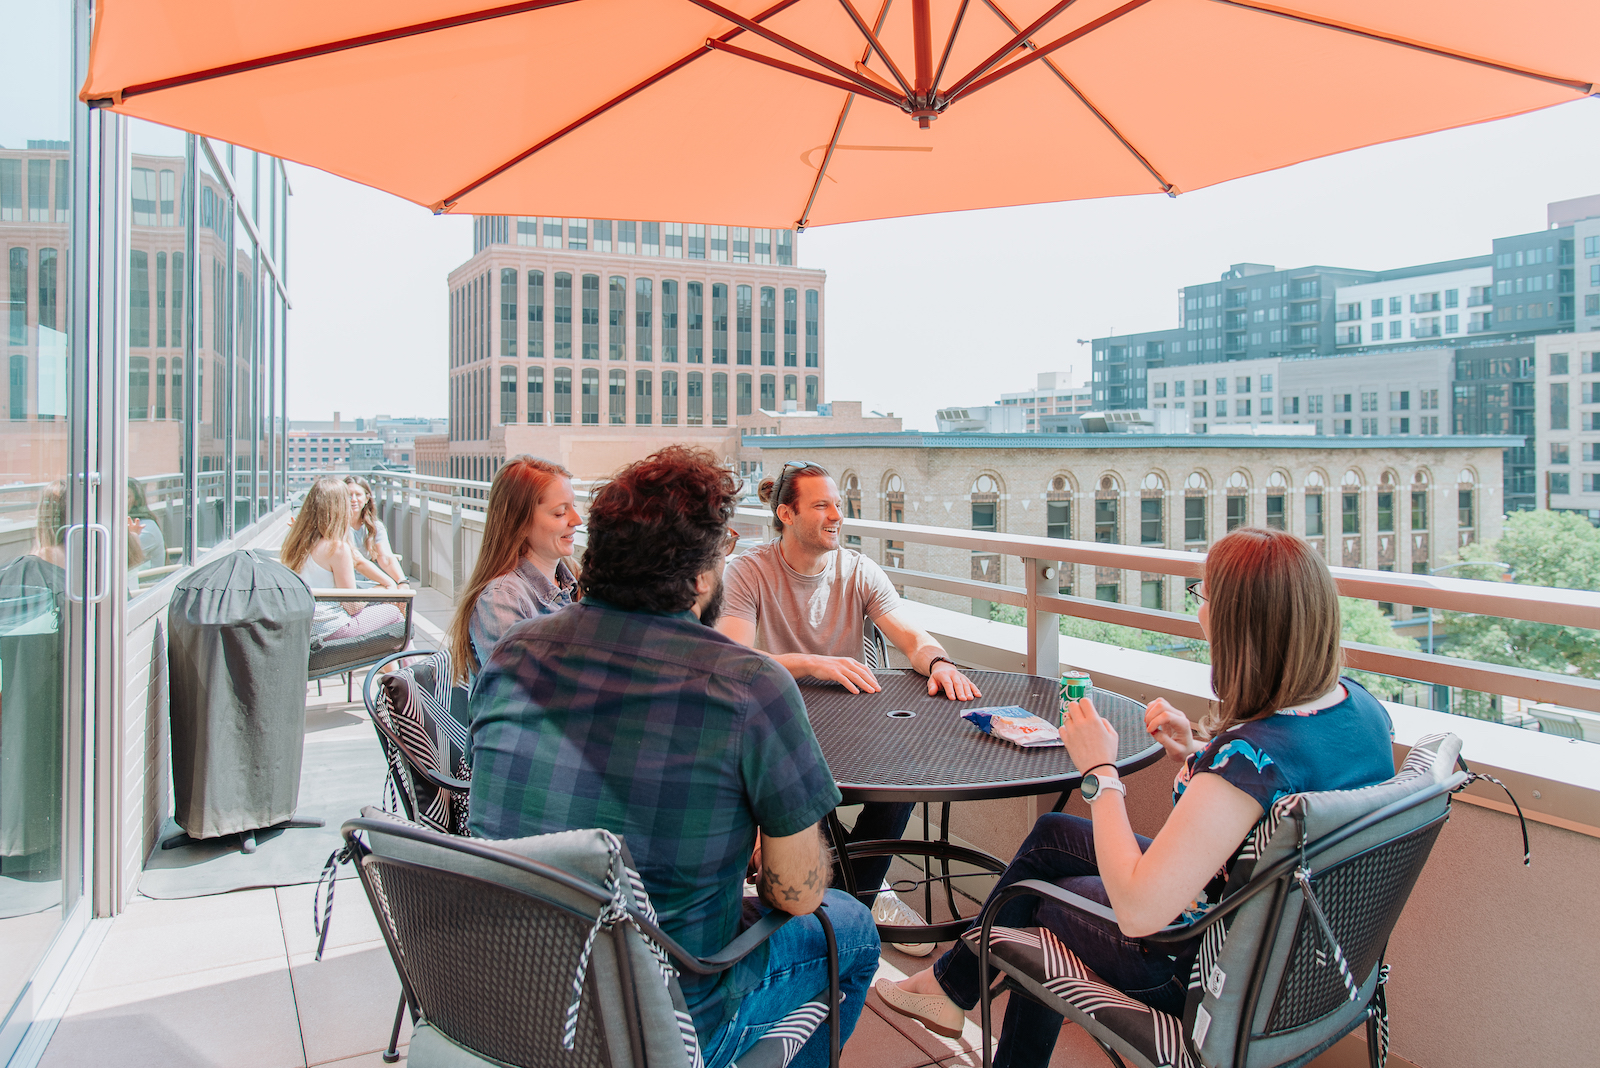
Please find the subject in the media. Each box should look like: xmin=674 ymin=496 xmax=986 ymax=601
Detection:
xmin=1139 ymin=473 xmax=1164 ymax=545
xmin=884 ymin=474 xmax=906 ymax=569
xmin=1095 ymin=475 xmax=1120 ymax=545
xmin=634 ymin=277 xmax=652 ymax=361
xmin=1457 ymin=468 xmax=1477 ymax=544
xmin=500 ymin=268 xmax=518 ymax=357
xmin=1265 ymin=470 xmax=1287 ymax=530
xmin=661 ymin=370 xmax=679 ymax=425
xmin=1225 ymin=470 xmax=1249 ymax=531
xmin=1411 ymin=470 xmax=1430 ymax=536
xmin=129 ymin=357 xmax=149 ymax=420
xmin=736 ymin=373 xmax=752 ymax=416
xmin=1341 ymin=470 xmax=1362 ymax=535
xmin=553 ymin=272 xmax=572 ymax=359
xmin=842 ymin=473 xmax=861 ymax=546
xmin=171 ymin=354 xmax=183 ymax=421
xmin=736 ymin=285 xmax=753 ymax=365
xmin=156 ymin=251 xmax=167 ymax=346
xmin=609 ymin=275 xmax=627 ymax=360
xmin=783 ymin=374 xmax=797 ymax=404
xmin=156 ymin=357 xmax=167 ymax=420
xmin=1046 ymin=476 xmax=1072 ymax=539
xmin=635 ymin=370 xmax=653 ymax=425
xmin=581 ymin=274 xmax=600 ymax=359
xmin=970 ymin=475 xmax=1002 ymax=581
xmin=500 ymin=365 xmax=518 ymax=424
xmin=581 ymin=367 xmax=600 ymax=423
xmin=1182 ymin=472 xmax=1207 ymax=544
xmin=805 ymin=375 xmax=818 ymax=411
xmin=711 ymin=282 xmax=728 ymax=364
xmin=1377 ymin=471 xmax=1397 ymax=535
xmin=711 ymin=372 xmax=728 ymax=426
xmin=760 ymin=373 xmax=776 ymax=411
xmin=528 ymin=365 xmax=544 ymax=424
xmin=553 ymin=367 xmax=572 ymax=424
xmin=760 ymin=287 xmax=776 ymax=365
xmin=1304 ymin=470 xmax=1326 ymax=539
xmin=609 ymin=369 xmax=626 ymax=424
xmin=129 ymin=249 xmax=149 ymax=347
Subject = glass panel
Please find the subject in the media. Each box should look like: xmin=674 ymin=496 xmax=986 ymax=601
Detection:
xmin=608 ymin=368 xmax=625 ymax=425
xmin=580 ymin=273 xmax=599 ymax=359
xmin=805 ymin=289 xmax=818 ymax=367
xmin=711 ymin=371 xmax=727 ymax=426
xmin=634 ymin=370 xmax=652 ymax=424
xmin=711 ymin=282 xmax=727 ymax=364
xmin=527 ymin=365 xmax=544 ymax=424
xmin=660 ymin=279 xmax=678 ymax=362
xmin=783 ymin=287 xmax=797 ymax=366
xmin=686 ymin=281 xmax=703 ymax=363
xmin=608 ymin=275 xmax=625 ymax=360
xmin=526 ymin=270 xmax=543 ymax=359
xmin=759 ymin=286 xmax=775 ymax=366
xmin=661 ymin=369 xmax=678 ymax=425
xmin=196 ymin=145 xmax=231 ymax=547
xmin=0 ymin=0 xmax=87 ymax=1039
xmin=581 ymin=366 xmax=599 ymax=424
xmin=553 ymin=272 xmax=572 ymax=359
xmin=634 ymin=277 xmax=651 ymax=361
xmin=553 ymin=367 xmax=572 ymax=424
xmin=736 ymin=284 xmax=751 ymax=366
xmin=686 ymin=370 xmax=703 ymax=425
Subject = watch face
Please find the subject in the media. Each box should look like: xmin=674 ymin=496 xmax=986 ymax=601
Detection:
xmin=1082 ymin=773 xmax=1100 ymax=800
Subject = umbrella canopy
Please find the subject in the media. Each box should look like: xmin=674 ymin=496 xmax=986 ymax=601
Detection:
xmin=82 ymin=0 xmax=1596 ymax=228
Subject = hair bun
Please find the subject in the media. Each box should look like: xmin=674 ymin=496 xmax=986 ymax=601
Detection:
xmin=757 ymin=477 xmax=777 ymax=505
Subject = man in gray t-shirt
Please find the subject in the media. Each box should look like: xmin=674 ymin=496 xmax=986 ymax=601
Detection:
xmin=718 ymin=462 xmax=980 ymax=954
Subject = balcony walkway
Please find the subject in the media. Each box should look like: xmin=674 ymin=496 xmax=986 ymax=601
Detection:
xmin=34 ymin=590 xmax=1141 ymax=1068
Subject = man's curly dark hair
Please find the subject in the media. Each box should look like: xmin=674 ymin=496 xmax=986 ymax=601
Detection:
xmin=578 ymin=446 xmax=741 ymax=613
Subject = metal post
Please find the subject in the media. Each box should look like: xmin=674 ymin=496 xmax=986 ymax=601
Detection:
xmin=418 ymin=480 xmax=432 ymax=589
xmin=1023 ymin=557 xmax=1061 ymax=680
xmin=396 ymin=478 xmax=411 ymax=579
xmin=450 ymin=487 xmax=464 ymax=603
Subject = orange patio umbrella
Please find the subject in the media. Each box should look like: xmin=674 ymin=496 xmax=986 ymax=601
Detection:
xmin=81 ymin=0 xmax=1597 ymax=228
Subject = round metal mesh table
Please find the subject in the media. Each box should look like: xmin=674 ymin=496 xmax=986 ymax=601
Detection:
xmin=801 ymin=670 xmax=1163 ymax=804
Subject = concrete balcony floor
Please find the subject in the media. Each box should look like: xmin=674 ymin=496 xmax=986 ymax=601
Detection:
xmin=35 ymin=591 xmax=1376 ymax=1068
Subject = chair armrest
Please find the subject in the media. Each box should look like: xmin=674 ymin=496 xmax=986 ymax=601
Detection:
xmin=417 ymin=767 xmax=471 ymax=794
xmin=309 ymin=586 xmax=417 ymax=601
xmin=698 ymin=910 xmax=792 ymax=969
xmin=977 ymin=878 xmax=1191 ymax=943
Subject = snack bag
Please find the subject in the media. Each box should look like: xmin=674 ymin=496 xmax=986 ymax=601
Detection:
xmin=962 ymin=705 xmax=1064 ymax=748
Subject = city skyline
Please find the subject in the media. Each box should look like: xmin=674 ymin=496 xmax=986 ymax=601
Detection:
xmin=287 ymin=97 xmax=1600 ymax=430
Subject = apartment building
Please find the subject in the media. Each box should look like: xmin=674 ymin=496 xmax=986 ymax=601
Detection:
xmin=1537 ymin=329 xmax=1600 ymax=520
xmin=1332 ymin=261 xmax=1494 ymax=349
xmin=1148 ymin=349 xmax=1453 ymax=437
xmin=446 ymin=216 xmax=826 ymax=479
xmin=995 ymin=372 xmax=1095 ymax=430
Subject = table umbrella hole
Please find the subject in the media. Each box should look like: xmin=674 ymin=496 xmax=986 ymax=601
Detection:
xmin=886 ymin=709 xmax=917 ymax=719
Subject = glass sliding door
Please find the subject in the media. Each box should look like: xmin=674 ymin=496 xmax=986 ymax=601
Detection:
xmin=0 ymin=0 xmax=97 ymax=1058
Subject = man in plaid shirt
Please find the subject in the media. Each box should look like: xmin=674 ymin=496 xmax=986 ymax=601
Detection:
xmin=469 ymin=446 xmax=879 ymax=1068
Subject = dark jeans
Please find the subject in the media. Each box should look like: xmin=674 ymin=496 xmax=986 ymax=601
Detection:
xmin=932 ymin=813 xmax=1198 ymax=1068
xmin=826 ymin=801 xmax=916 ymax=900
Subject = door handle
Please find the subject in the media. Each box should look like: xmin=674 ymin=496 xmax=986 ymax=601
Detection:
xmin=64 ymin=523 xmax=87 ymax=603
xmin=87 ymin=523 xmax=112 ymax=603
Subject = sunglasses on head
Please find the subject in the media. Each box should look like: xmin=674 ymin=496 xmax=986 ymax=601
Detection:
xmin=1186 ymin=579 xmax=1207 ymax=603
xmin=772 ymin=459 xmax=825 ymax=509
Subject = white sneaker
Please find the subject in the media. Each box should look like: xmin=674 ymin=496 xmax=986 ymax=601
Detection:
xmin=872 ymin=886 xmax=935 ymax=957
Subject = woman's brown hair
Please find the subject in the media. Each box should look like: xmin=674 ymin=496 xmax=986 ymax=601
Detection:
xmin=757 ymin=460 xmax=829 ymax=532
xmin=282 ymin=478 xmax=352 ymax=573
xmin=447 ymin=455 xmax=572 ymax=683
xmin=1203 ymin=526 xmax=1342 ymax=734
xmin=343 ymin=475 xmax=379 ymax=544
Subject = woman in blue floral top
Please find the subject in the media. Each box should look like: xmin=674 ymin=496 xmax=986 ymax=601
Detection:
xmin=446 ymin=456 xmax=582 ymax=686
xmin=879 ymin=527 xmax=1394 ymax=1067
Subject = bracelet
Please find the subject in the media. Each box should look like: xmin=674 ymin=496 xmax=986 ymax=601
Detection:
xmin=926 ymin=655 xmax=956 ymax=673
xmin=1081 ymin=762 xmax=1118 ymax=778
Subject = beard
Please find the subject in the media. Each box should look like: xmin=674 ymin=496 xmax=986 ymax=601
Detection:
xmin=698 ymin=570 xmax=726 ymax=628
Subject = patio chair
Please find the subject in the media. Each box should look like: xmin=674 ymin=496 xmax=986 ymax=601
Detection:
xmin=361 ymin=648 xmax=472 ymax=837
xmin=861 ymin=618 xmax=891 ymax=670
xmin=307 ymin=586 xmax=416 ymax=702
xmin=341 ymin=809 xmax=842 ymax=1068
xmin=967 ymin=733 xmax=1501 ymax=1068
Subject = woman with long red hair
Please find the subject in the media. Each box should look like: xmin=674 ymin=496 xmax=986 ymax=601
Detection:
xmin=446 ymin=456 xmax=581 ymax=685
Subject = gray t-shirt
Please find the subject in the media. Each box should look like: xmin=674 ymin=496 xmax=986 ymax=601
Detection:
xmin=722 ymin=539 xmax=900 ymax=659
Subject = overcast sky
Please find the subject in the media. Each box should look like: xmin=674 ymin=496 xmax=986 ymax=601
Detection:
xmin=287 ymin=97 xmax=1600 ymax=430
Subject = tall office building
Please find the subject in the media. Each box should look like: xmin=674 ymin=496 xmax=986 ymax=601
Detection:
xmin=446 ymin=216 xmax=826 ymax=479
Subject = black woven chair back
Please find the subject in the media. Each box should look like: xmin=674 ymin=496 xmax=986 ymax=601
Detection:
xmin=363 ymin=649 xmax=472 ymax=835
xmin=362 ymin=855 xmax=619 ymax=1068
xmin=307 ymin=590 xmax=416 ymax=682
xmin=862 ymin=619 xmax=891 ymax=670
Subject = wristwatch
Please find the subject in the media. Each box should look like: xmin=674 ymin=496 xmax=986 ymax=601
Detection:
xmin=1081 ymin=772 xmax=1127 ymax=804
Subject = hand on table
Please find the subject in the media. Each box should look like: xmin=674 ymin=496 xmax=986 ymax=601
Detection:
xmin=804 ymin=654 xmax=881 ymax=694
xmin=1060 ymin=696 xmax=1119 ymax=773
xmin=926 ymin=662 xmax=982 ymax=701
xmin=1143 ymin=698 xmax=1196 ymax=763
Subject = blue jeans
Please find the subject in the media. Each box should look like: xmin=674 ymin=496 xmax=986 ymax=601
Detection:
xmin=827 ymin=801 xmax=916 ymax=900
xmin=931 ymin=814 xmax=1198 ymax=1068
xmin=702 ymin=889 xmax=881 ymax=1068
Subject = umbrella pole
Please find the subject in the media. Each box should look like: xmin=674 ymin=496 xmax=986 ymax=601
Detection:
xmin=912 ymin=0 xmax=934 ymax=127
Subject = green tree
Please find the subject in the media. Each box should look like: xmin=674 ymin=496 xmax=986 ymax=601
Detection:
xmin=1445 ymin=510 xmax=1600 ymax=679
xmin=1338 ymin=596 xmax=1419 ymax=699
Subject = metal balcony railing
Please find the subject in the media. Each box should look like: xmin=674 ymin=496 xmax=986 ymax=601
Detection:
xmin=366 ymin=472 xmax=1600 ymax=719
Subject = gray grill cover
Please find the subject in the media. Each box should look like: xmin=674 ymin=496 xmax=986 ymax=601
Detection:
xmin=168 ymin=550 xmax=316 ymax=839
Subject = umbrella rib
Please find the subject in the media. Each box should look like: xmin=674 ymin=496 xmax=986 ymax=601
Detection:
xmin=96 ymin=0 xmax=584 ymax=103
xmin=798 ymin=0 xmax=890 ymax=230
xmin=946 ymin=0 xmax=1155 ymax=103
xmin=978 ymin=0 xmax=1173 ymax=193
xmin=1212 ymin=0 xmax=1594 ymax=93
xmin=939 ymin=0 xmax=1083 ymax=102
xmin=685 ymin=0 xmax=910 ymax=104
xmin=931 ymin=0 xmax=972 ymax=93
xmin=435 ymin=0 xmax=808 ymax=210
xmin=837 ymin=0 xmax=916 ymax=98
xmin=707 ymin=39 xmax=906 ymax=104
